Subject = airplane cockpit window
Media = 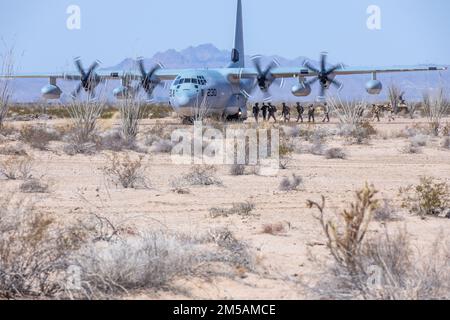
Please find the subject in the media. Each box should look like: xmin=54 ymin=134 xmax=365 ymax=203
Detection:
xmin=185 ymin=78 xmax=191 ymax=83
xmin=192 ymin=79 xmax=198 ymax=84
xmin=179 ymin=79 xmax=185 ymax=84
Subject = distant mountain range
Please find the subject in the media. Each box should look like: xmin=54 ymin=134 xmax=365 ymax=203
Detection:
xmin=8 ymin=43 xmax=449 ymax=103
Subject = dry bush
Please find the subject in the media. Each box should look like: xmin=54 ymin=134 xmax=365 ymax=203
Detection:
xmin=19 ymin=178 xmax=49 ymax=194
xmin=0 ymin=143 xmax=28 ymax=156
xmin=72 ymin=227 xmax=253 ymax=298
xmin=423 ymin=89 xmax=449 ymax=136
xmin=410 ymin=134 xmax=428 ymax=147
xmin=401 ymin=142 xmax=422 ymax=154
xmin=149 ymin=139 xmax=173 ymax=154
xmin=119 ymin=95 xmax=143 ymax=143
xmin=19 ymin=125 xmax=59 ymax=150
xmin=182 ymin=165 xmax=222 ymax=186
xmin=279 ymin=139 xmax=294 ymax=169
xmin=400 ymin=176 xmax=450 ymax=218
xmin=229 ymin=164 xmax=246 ymax=176
xmin=0 ymin=45 xmax=14 ymax=130
xmin=99 ymin=130 xmax=142 ymax=153
xmin=102 ymin=153 xmax=150 ymax=189
xmin=0 ymin=193 xmax=254 ymax=299
xmin=279 ymin=174 xmax=302 ymax=192
xmin=308 ymin=184 xmax=450 ymax=300
xmin=0 ymin=195 xmax=76 ymax=299
xmin=307 ymin=184 xmax=378 ymax=273
xmin=209 ymin=201 xmax=255 ymax=218
xmin=373 ymin=199 xmax=401 ymax=222
xmin=325 ymin=148 xmax=347 ymax=160
xmin=261 ymin=222 xmax=289 ymax=236
xmin=388 ymin=84 xmax=402 ymax=114
xmin=0 ymin=155 xmax=33 ymax=180
xmin=65 ymin=99 xmax=104 ymax=153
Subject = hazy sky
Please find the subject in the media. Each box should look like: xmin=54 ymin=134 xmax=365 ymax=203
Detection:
xmin=1 ymin=0 xmax=449 ymax=72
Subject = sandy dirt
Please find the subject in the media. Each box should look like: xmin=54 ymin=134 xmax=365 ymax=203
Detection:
xmin=1 ymin=116 xmax=449 ymax=299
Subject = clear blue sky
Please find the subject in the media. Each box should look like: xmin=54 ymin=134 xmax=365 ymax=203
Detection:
xmin=1 ymin=0 xmax=449 ymax=72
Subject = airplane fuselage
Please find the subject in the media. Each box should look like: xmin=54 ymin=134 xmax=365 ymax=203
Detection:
xmin=169 ymin=69 xmax=252 ymax=119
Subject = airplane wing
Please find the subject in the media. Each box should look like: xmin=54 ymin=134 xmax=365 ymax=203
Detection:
xmin=0 ymin=68 xmax=183 ymax=81
xmin=229 ymin=65 xmax=447 ymax=80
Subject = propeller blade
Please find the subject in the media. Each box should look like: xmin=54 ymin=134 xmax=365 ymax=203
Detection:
xmin=320 ymin=52 xmax=327 ymax=72
xmin=306 ymin=77 xmax=319 ymax=86
xmin=326 ymin=63 xmax=343 ymax=75
xmin=137 ymin=58 xmax=146 ymax=77
xmin=252 ymin=58 xmax=263 ymax=76
xmin=319 ymin=85 xmax=326 ymax=99
xmin=74 ymin=58 xmax=86 ymax=78
xmin=330 ymin=78 xmax=343 ymax=90
xmin=72 ymin=83 xmax=83 ymax=98
xmin=303 ymin=60 xmax=320 ymax=74
xmin=263 ymin=61 xmax=276 ymax=77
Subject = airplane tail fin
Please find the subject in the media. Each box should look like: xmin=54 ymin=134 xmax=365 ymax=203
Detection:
xmin=229 ymin=0 xmax=245 ymax=68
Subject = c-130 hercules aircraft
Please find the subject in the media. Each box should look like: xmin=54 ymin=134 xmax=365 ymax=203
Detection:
xmin=1 ymin=0 xmax=446 ymax=121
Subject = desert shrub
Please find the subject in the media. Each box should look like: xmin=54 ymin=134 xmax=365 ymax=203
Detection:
xmin=0 ymin=195 xmax=76 ymax=299
xmin=65 ymin=99 xmax=104 ymax=153
xmin=279 ymin=174 xmax=302 ymax=191
xmin=99 ymin=130 xmax=140 ymax=152
xmin=279 ymin=139 xmax=294 ymax=169
xmin=373 ymin=199 xmax=401 ymax=222
xmin=0 ymin=156 xmax=33 ymax=180
xmin=401 ymin=142 xmax=422 ymax=154
xmin=282 ymin=126 xmax=300 ymax=138
xmin=73 ymin=228 xmax=253 ymax=297
xmin=307 ymin=184 xmax=379 ymax=273
xmin=209 ymin=201 xmax=255 ymax=218
xmin=149 ymin=139 xmax=173 ymax=154
xmin=0 ymin=143 xmax=28 ymax=156
xmin=102 ymin=153 xmax=150 ymax=189
xmin=19 ymin=178 xmax=49 ymax=194
xmin=19 ymin=125 xmax=59 ymax=150
xmin=311 ymin=225 xmax=450 ymax=300
xmin=63 ymin=142 xmax=98 ymax=156
xmin=119 ymin=96 xmax=143 ymax=143
xmin=410 ymin=134 xmax=428 ymax=147
xmin=325 ymin=148 xmax=347 ymax=160
xmin=229 ymin=164 xmax=246 ymax=176
xmin=182 ymin=165 xmax=222 ymax=186
xmin=261 ymin=222 xmax=289 ymax=236
xmin=400 ymin=176 xmax=449 ymax=218
xmin=423 ymin=89 xmax=449 ymax=136
xmin=0 ymin=46 xmax=14 ymax=130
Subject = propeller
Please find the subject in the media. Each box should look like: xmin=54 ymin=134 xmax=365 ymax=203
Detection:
xmin=303 ymin=52 xmax=344 ymax=100
xmin=246 ymin=56 xmax=283 ymax=101
xmin=136 ymin=58 xmax=164 ymax=99
xmin=71 ymin=57 xmax=101 ymax=98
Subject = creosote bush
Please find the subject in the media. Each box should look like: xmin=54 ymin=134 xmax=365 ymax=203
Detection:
xmin=0 ymin=155 xmax=33 ymax=180
xmin=182 ymin=165 xmax=222 ymax=186
xmin=400 ymin=176 xmax=450 ymax=218
xmin=279 ymin=174 xmax=302 ymax=191
xmin=102 ymin=153 xmax=150 ymax=189
xmin=308 ymin=185 xmax=450 ymax=299
xmin=209 ymin=201 xmax=255 ymax=218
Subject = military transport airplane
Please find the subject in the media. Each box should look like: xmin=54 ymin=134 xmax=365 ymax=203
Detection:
xmin=1 ymin=0 xmax=446 ymax=121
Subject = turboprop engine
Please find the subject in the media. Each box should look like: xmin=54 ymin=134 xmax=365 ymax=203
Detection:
xmin=291 ymin=82 xmax=311 ymax=97
xmin=365 ymin=79 xmax=383 ymax=95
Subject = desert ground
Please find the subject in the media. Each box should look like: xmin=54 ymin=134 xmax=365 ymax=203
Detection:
xmin=1 ymin=110 xmax=449 ymax=300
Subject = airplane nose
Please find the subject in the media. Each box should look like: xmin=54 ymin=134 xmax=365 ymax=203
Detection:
xmin=176 ymin=95 xmax=191 ymax=107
